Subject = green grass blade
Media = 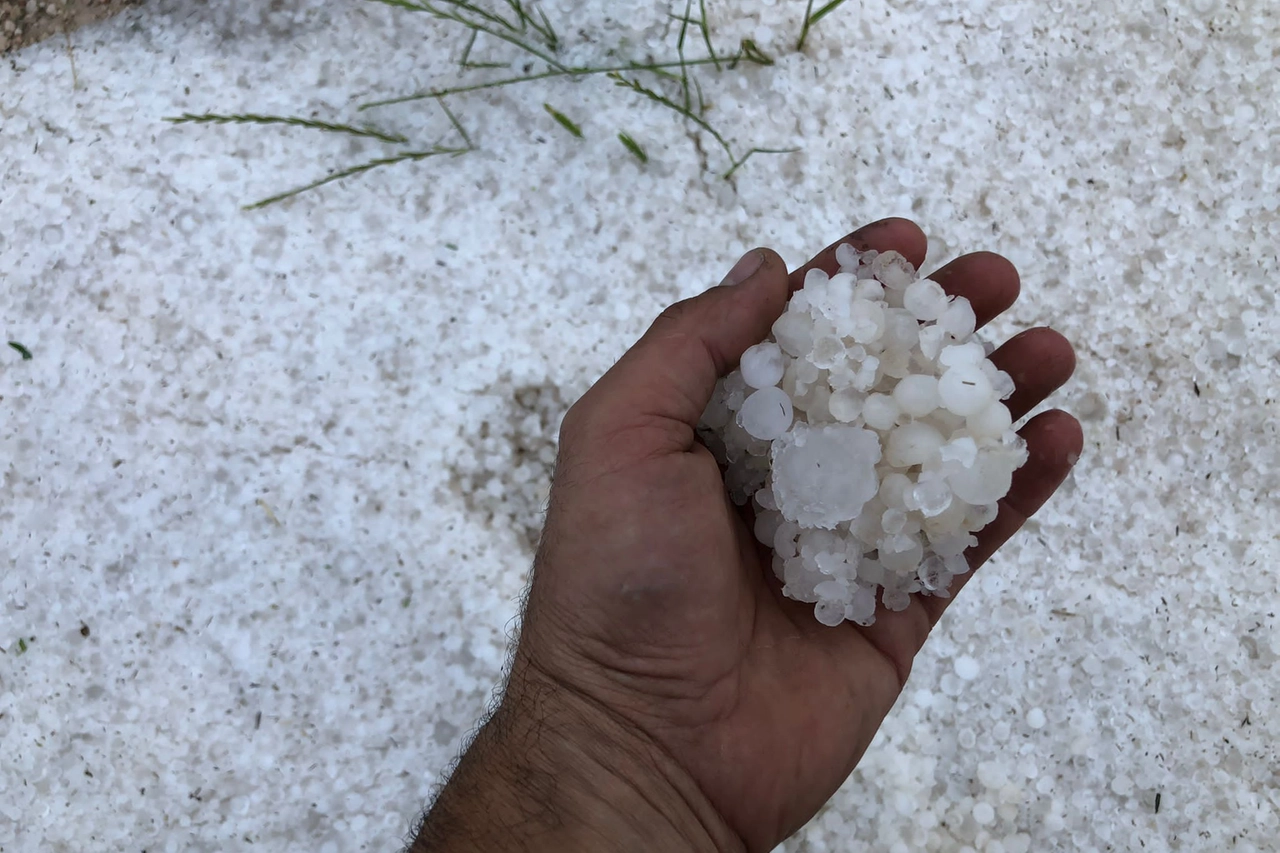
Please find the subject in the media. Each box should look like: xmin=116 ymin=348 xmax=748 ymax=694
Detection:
xmin=543 ymin=103 xmax=584 ymax=138
xmin=8 ymin=342 xmax=33 ymax=360
xmin=244 ymin=148 xmax=469 ymax=210
xmin=618 ymin=132 xmax=648 ymax=163
xmin=166 ymin=112 xmax=408 ymax=144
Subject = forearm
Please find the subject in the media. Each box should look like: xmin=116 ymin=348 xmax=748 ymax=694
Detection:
xmin=410 ymin=669 xmax=742 ymax=853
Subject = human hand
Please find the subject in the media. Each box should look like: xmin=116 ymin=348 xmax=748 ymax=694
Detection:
xmin=412 ymin=219 xmax=1081 ymax=853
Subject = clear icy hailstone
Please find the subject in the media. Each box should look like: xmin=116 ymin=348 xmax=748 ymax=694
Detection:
xmin=882 ymin=587 xmax=912 ymax=612
xmin=872 ymin=251 xmax=916 ymax=289
xmin=917 ymin=554 xmax=949 ymax=591
xmin=810 ymin=335 xmax=846 ymax=370
xmin=835 ymin=243 xmax=861 ymax=270
xmin=892 ymin=374 xmax=940 ymax=419
xmin=814 ymin=597 xmax=847 ymax=627
xmin=771 ymin=423 xmax=881 ymax=528
xmin=740 ymin=342 xmax=785 ymax=389
xmin=738 ymin=386 xmax=794 ymax=440
xmin=938 ymin=365 xmax=996 ymax=417
xmin=903 ymin=278 xmax=950 ymax=321
xmin=884 ymin=509 xmax=912 ymax=537
xmin=911 ymin=476 xmax=954 ymax=517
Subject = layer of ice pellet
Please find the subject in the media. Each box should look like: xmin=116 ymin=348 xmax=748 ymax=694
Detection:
xmin=3 ymin=1 xmax=1279 ymax=852
xmin=699 ymin=247 xmax=1025 ymax=626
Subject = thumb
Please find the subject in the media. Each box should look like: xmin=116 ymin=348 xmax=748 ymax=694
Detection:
xmin=566 ymin=248 xmax=790 ymax=456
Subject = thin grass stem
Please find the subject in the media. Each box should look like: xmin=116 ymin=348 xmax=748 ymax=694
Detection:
xmin=166 ymin=112 xmax=408 ymax=144
xmin=245 ymin=148 xmax=469 ymax=210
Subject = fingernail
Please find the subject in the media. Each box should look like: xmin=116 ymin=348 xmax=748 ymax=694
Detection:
xmin=719 ymin=250 xmax=764 ymax=287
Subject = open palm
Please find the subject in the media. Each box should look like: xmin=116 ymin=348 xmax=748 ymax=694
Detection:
xmin=510 ymin=218 xmax=1081 ymax=852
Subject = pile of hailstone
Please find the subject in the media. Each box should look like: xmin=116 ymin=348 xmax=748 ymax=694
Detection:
xmin=697 ymin=245 xmax=1027 ymax=627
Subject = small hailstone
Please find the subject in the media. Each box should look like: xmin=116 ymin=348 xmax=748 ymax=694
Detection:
xmin=828 ymin=387 xmax=864 ymax=422
xmin=969 ymin=400 xmax=1014 ymax=438
xmin=772 ymin=312 xmax=813 ymax=356
xmin=892 ymin=374 xmax=940 ymax=418
xmin=835 ymin=243 xmax=861 ymax=270
xmin=954 ymin=654 xmax=981 ymax=680
xmin=740 ymin=342 xmax=785 ymax=389
xmin=738 ymin=387 xmax=795 ymax=440
xmin=863 ymin=393 xmax=900 ymax=430
xmin=697 ymin=242 xmax=1031 ymax=627
xmin=939 ymin=342 xmax=987 ymax=369
xmin=938 ymin=365 xmax=995 ymax=416
xmin=903 ymin=278 xmax=950 ymax=321
xmin=886 ymin=422 xmax=944 ymax=467
xmin=1026 ymin=707 xmax=1048 ymax=729
xmin=937 ymin=297 xmax=977 ymax=339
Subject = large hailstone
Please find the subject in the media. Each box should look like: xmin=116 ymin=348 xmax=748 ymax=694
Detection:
xmin=697 ymin=246 xmax=1028 ymax=627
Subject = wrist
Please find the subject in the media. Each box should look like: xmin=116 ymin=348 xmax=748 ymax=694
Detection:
xmin=412 ymin=663 xmax=744 ymax=853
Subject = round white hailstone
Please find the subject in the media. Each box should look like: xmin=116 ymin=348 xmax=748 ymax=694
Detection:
xmin=1026 ymin=707 xmax=1047 ymax=729
xmin=828 ymin=387 xmax=864 ymax=422
xmin=977 ymin=761 xmax=1009 ymax=789
xmin=696 ymin=242 xmax=1031 ymax=626
xmin=917 ymin=325 xmax=946 ymax=361
xmin=950 ymin=452 xmax=1019 ymax=505
xmin=938 ymin=342 xmax=987 ymax=369
xmin=903 ymin=278 xmax=950 ymax=321
xmin=879 ymin=472 xmax=914 ymax=509
xmin=937 ymin=297 xmax=977 ymax=339
xmin=954 ymin=654 xmax=981 ymax=680
xmin=886 ymin=422 xmax=944 ymax=467
xmin=772 ymin=312 xmax=813 ymax=356
xmin=938 ymin=365 xmax=996 ymax=416
xmin=854 ymin=278 xmax=885 ymax=301
xmin=740 ymin=342 xmax=785 ymax=389
xmin=738 ymin=387 xmax=794 ymax=440
xmin=969 ymin=400 xmax=1014 ymax=438
xmin=846 ymin=300 xmax=885 ymax=343
xmin=835 ymin=243 xmax=861 ymax=268
xmin=771 ymin=423 xmax=882 ymax=528
xmin=892 ymin=374 xmax=940 ymax=418
xmin=863 ymin=393 xmax=900 ymax=430
xmin=972 ymin=802 xmax=996 ymax=826
xmin=882 ymin=309 xmax=920 ymax=351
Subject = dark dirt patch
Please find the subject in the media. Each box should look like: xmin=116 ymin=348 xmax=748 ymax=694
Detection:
xmin=1 ymin=0 xmax=141 ymax=54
